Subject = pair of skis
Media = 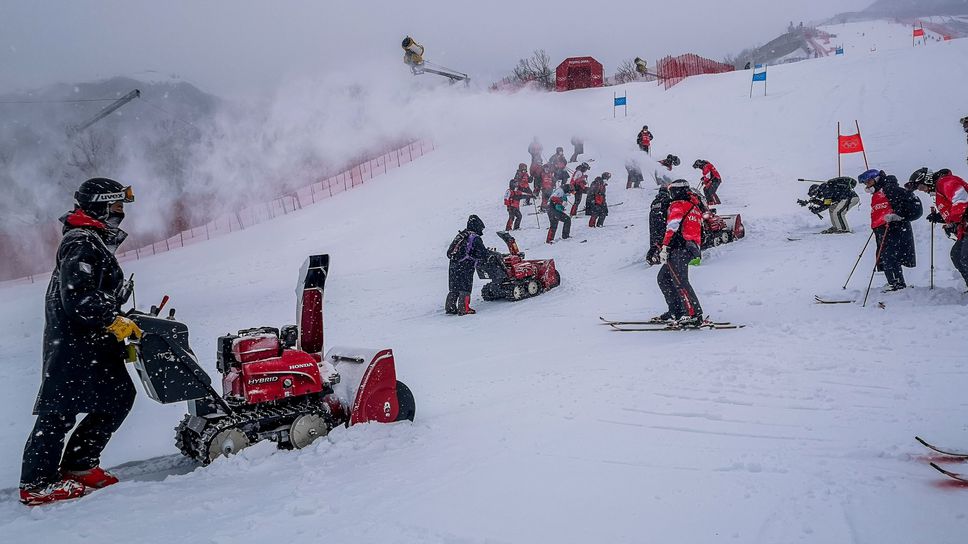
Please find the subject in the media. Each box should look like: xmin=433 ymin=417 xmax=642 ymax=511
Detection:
xmin=599 ymin=316 xmax=744 ymax=331
xmin=916 ymin=436 xmax=968 ymax=484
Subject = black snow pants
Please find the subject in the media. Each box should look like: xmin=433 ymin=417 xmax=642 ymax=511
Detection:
xmin=570 ymin=189 xmax=584 ymax=216
xmin=874 ymin=225 xmax=906 ymax=288
xmin=657 ymin=244 xmax=703 ymax=319
xmin=703 ymin=179 xmax=722 ymax=206
xmin=547 ymin=208 xmax=571 ymax=243
xmin=21 ymin=404 xmax=132 ymax=489
xmin=951 ymin=237 xmax=968 ymax=288
xmin=506 ymin=206 xmax=523 ymax=231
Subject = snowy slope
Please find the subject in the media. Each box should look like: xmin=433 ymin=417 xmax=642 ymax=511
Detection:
xmin=1 ymin=36 xmax=968 ymax=543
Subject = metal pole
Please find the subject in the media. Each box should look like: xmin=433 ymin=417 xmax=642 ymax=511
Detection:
xmin=837 ymin=122 xmax=842 ymax=176
xmin=930 ymin=206 xmax=936 ymax=289
xmin=855 ymin=120 xmax=869 ymax=170
xmin=863 ymin=225 xmax=889 ymax=307
xmin=843 ymin=230 xmax=874 ymax=289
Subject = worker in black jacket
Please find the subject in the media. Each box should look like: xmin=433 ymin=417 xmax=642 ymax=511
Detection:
xmin=797 ymin=176 xmax=860 ymax=233
xmin=20 ymin=178 xmax=141 ymax=506
xmin=446 ymin=215 xmax=489 ymax=315
xmin=859 ymin=169 xmax=923 ymax=291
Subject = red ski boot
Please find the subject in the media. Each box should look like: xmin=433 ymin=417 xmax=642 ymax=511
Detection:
xmin=63 ymin=466 xmax=119 ymax=489
xmin=457 ymin=295 xmax=476 ymax=315
xmin=20 ymin=480 xmax=85 ymax=506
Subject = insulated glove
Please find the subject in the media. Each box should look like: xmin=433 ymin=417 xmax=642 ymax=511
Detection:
xmin=106 ymin=315 xmax=143 ymax=342
xmin=883 ymin=213 xmax=902 ymax=222
xmin=926 ymin=211 xmax=944 ymax=223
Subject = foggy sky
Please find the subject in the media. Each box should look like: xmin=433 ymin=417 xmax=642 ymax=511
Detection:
xmin=1 ymin=0 xmax=872 ymax=96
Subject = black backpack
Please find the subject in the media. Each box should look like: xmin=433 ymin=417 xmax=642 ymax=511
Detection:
xmin=446 ymin=230 xmax=471 ymax=261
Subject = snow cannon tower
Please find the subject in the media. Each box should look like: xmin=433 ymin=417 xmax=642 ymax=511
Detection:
xmin=401 ymin=36 xmax=470 ymax=86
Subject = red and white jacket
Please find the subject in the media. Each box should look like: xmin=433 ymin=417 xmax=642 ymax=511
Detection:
xmin=662 ymin=201 xmax=703 ymax=246
xmin=870 ymin=189 xmax=895 ymax=229
xmin=935 ymin=173 xmax=968 ymax=239
xmin=570 ymin=170 xmax=588 ymax=191
xmin=700 ymin=163 xmax=721 ymax=189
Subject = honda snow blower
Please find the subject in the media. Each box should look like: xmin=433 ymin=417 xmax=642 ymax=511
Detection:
xmin=477 ymin=231 xmax=560 ymax=301
xmin=701 ymin=209 xmax=745 ymax=249
xmin=128 ymin=255 xmax=415 ymax=464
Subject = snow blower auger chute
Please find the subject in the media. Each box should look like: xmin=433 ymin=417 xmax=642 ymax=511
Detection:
xmin=477 ymin=231 xmax=561 ymax=302
xmin=129 ymin=254 xmax=415 ymax=465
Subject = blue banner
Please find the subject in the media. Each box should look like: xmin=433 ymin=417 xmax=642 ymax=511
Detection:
xmin=614 ymin=96 xmax=627 ymax=106
xmin=835 ymin=47 xmax=844 ymax=55
xmin=752 ymin=71 xmax=767 ymax=82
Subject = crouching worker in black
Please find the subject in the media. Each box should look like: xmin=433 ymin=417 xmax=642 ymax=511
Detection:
xmin=859 ymin=169 xmax=922 ymax=291
xmin=20 ymin=178 xmax=140 ymax=506
xmin=446 ymin=215 xmax=489 ymax=315
xmin=797 ymin=177 xmax=860 ymax=233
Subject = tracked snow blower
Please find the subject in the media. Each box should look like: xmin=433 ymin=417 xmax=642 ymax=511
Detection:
xmin=477 ymin=231 xmax=560 ymax=302
xmin=128 ymin=255 xmax=415 ymax=464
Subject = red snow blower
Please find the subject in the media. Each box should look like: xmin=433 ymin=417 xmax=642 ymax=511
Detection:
xmin=701 ymin=209 xmax=745 ymax=249
xmin=129 ymin=255 xmax=415 ymax=464
xmin=477 ymin=231 xmax=561 ymax=301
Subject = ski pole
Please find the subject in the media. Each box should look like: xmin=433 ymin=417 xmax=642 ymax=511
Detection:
xmin=843 ymin=230 xmax=874 ymax=289
xmin=930 ymin=206 xmax=936 ymax=290
xmin=533 ymin=199 xmax=541 ymax=229
xmin=863 ymin=225 xmax=889 ymax=307
xmin=797 ymin=178 xmax=827 ymax=183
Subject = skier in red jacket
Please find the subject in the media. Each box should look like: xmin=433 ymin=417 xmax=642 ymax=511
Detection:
xmin=654 ymin=179 xmax=704 ymax=327
xmin=538 ymin=164 xmax=555 ymax=212
xmin=637 ymin=126 xmax=654 ymax=154
xmin=910 ymin=167 xmax=968 ymax=288
xmin=693 ymin=159 xmax=722 ymax=205
xmin=569 ymin=162 xmax=590 ymax=216
xmin=504 ymin=179 xmax=533 ymax=231
xmin=512 ymin=163 xmax=533 ymax=205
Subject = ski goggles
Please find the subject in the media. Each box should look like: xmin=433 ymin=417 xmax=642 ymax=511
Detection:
xmin=77 ymin=185 xmax=135 ymax=204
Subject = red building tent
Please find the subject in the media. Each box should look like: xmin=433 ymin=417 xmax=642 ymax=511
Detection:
xmin=555 ymin=57 xmax=604 ymax=91
xmin=655 ymin=54 xmax=734 ymax=90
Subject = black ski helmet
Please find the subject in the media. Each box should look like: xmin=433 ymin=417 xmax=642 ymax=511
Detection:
xmin=665 ymin=154 xmax=680 ymax=167
xmin=518 ymin=162 xmax=527 ymax=170
xmin=807 ymin=184 xmax=820 ymax=197
xmin=577 ymin=162 xmax=590 ymax=172
xmin=668 ymin=179 xmax=691 ymax=200
xmin=908 ymin=167 xmax=933 ymax=189
xmin=931 ymin=168 xmax=953 ymax=185
xmin=74 ymin=177 xmax=133 ymax=220
xmin=692 ymin=159 xmax=706 ymax=169
xmin=467 ymin=214 xmax=485 ymax=235
xmin=556 ymin=146 xmax=564 ymax=153
xmin=601 ymin=171 xmax=612 ymax=181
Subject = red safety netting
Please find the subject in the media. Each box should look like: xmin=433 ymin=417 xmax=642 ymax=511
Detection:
xmin=655 ymin=54 xmax=735 ymax=90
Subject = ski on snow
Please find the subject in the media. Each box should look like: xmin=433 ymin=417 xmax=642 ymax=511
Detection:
xmin=599 ymin=316 xmax=731 ymax=326
xmin=609 ymin=323 xmax=744 ymax=331
xmin=929 ymin=462 xmax=968 ymax=484
xmin=814 ymin=295 xmax=854 ymax=304
xmin=916 ymin=436 xmax=968 ymax=459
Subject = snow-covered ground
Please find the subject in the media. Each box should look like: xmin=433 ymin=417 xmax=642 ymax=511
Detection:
xmin=1 ymin=30 xmax=967 ymax=544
